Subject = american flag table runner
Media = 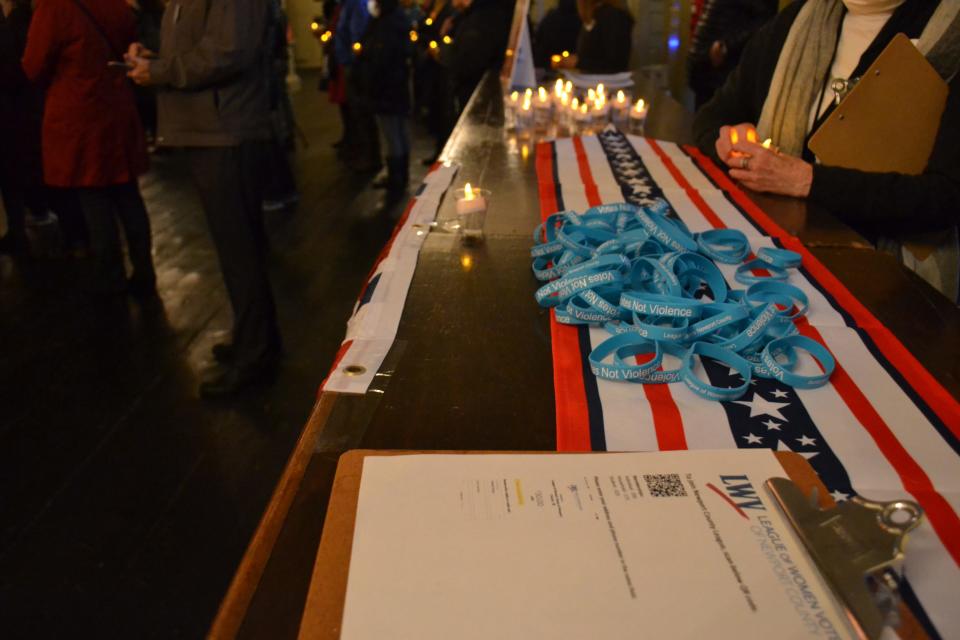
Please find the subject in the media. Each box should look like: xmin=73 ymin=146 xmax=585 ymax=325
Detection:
xmin=323 ymin=162 xmax=459 ymax=394
xmin=535 ymin=128 xmax=960 ymax=637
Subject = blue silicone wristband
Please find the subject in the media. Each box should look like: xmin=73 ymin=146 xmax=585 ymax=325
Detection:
xmin=757 ymin=247 xmax=802 ymax=269
xmin=695 ymin=229 xmax=751 ymax=265
xmin=589 ymin=333 xmax=662 ymax=382
xmin=760 ymin=335 xmax=835 ymax=389
xmin=682 ymin=342 xmax=752 ymax=401
xmin=735 ymin=258 xmax=790 ymax=285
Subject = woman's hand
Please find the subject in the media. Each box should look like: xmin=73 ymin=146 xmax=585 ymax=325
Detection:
xmin=725 ymin=140 xmax=813 ymax=198
xmin=715 ymin=123 xmax=758 ymax=162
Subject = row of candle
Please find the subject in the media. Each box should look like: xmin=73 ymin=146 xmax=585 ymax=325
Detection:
xmin=504 ymin=80 xmax=649 ymax=134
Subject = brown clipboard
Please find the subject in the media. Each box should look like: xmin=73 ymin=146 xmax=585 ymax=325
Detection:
xmin=295 ymin=450 xmax=841 ymax=640
xmin=808 ymin=33 xmax=948 ymax=175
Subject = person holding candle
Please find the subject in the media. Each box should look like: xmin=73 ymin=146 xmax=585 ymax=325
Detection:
xmin=532 ymin=0 xmax=582 ymax=70
xmin=693 ymin=0 xmax=960 ymax=301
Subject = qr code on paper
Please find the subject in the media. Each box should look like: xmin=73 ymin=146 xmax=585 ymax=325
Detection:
xmin=643 ymin=474 xmax=687 ymax=497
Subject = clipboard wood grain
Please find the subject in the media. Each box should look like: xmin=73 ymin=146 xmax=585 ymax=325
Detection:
xmin=808 ymin=33 xmax=948 ymax=175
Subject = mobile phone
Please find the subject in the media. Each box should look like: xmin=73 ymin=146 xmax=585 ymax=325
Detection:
xmin=108 ymin=61 xmax=134 ymax=69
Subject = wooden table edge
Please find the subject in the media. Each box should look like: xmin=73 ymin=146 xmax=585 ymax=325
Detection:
xmin=208 ymin=392 xmax=339 ymax=640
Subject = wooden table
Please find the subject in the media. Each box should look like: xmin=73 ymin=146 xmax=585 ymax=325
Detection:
xmin=209 ymin=72 xmax=960 ymax=639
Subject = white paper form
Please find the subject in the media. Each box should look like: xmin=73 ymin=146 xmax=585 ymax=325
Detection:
xmin=339 ymin=450 xmax=853 ymax=640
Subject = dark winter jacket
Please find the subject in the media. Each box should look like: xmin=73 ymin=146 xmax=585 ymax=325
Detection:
xmin=687 ymin=0 xmax=776 ymax=105
xmin=576 ymin=3 xmax=634 ymax=74
xmin=358 ymin=3 xmax=412 ymax=115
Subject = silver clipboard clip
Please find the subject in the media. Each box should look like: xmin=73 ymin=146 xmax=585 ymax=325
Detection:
xmin=765 ymin=478 xmax=924 ymax=640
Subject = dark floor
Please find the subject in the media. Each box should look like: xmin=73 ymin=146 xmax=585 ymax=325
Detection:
xmin=0 ymin=77 xmax=434 ymax=638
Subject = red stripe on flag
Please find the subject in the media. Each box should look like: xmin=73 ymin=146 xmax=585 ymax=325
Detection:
xmin=572 ymin=137 xmax=602 ymax=207
xmin=575 ymin=136 xmax=689 ymax=451
xmin=796 ymin=319 xmax=960 ymax=565
xmin=660 ymin=143 xmax=960 ymax=558
xmin=782 ymin=236 xmax=960 ymax=441
xmin=683 ymin=145 xmax=791 ymax=239
xmin=552 ymin=317 xmax=593 ymax=452
xmin=647 ymin=139 xmax=727 ymax=229
xmin=537 ymin=141 xmax=592 ymax=451
xmin=536 ymin=143 xmax=558 ymax=223
xmin=644 ymin=384 xmax=688 ymax=450
xmin=684 ymin=145 xmax=960 ymax=441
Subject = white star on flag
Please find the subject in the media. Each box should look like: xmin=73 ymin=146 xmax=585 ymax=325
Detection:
xmin=742 ymin=433 xmax=763 ymax=445
xmin=761 ymin=419 xmax=781 ymax=431
xmin=733 ymin=392 xmax=791 ymax=421
xmin=830 ymin=490 xmax=850 ymax=502
xmin=797 ymin=435 xmax=817 ymax=447
xmin=771 ymin=388 xmax=790 ymax=399
xmin=776 ymin=439 xmax=818 ymax=460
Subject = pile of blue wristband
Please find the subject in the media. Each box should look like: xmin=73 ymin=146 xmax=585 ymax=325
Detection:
xmin=531 ymin=199 xmax=835 ymax=401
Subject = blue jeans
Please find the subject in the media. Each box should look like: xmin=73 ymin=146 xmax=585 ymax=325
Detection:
xmin=376 ymin=115 xmax=410 ymax=158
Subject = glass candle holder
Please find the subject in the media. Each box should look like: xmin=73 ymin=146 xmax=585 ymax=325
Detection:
xmin=452 ymin=184 xmax=490 ymax=244
xmin=629 ymin=98 xmax=648 ymax=135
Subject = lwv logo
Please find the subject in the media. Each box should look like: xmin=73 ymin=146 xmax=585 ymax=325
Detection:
xmin=706 ymin=475 xmax=766 ymax=520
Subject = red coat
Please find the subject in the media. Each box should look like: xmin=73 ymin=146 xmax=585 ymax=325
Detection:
xmin=22 ymin=0 xmax=147 ymax=188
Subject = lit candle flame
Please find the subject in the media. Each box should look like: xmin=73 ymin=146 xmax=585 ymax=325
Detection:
xmin=352 ymin=42 xmax=362 ymax=53
xmin=762 ymin=138 xmax=773 ymax=149
xmin=562 ymin=50 xmax=570 ymax=58
xmin=443 ymin=35 xmax=452 ymax=45
xmin=510 ymin=90 xmax=519 ymax=102
xmin=311 ymin=21 xmax=320 ymax=31
xmin=464 ymin=183 xmax=474 ymax=200
xmin=634 ymin=98 xmax=645 ymax=112
xmin=587 ymin=88 xmax=596 ymax=101
xmin=425 ymin=17 xmax=433 ymax=26
xmin=551 ymin=54 xmax=561 ymax=64
xmin=409 ymin=30 xmax=418 ymax=42
xmin=597 ymin=83 xmax=605 ymax=96
xmin=617 ymin=90 xmax=625 ymax=103
xmin=730 ymin=128 xmax=739 ymax=144
xmin=564 ymin=81 xmax=572 ymax=93
xmin=571 ymin=97 xmax=579 ymax=110
xmin=429 ymin=40 xmax=437 ymax=49
xmin=580 ymin=103 xmax=588 ymax=114
xmin=554 ymin=78 xmax=563 ymax=94
xmin=524 ymin=88 xmax=533 ymax=99
xmin=538 ymin=86 xmax=547 ymax=102
xmin=746 ymin=128 xmax=757 ymax=144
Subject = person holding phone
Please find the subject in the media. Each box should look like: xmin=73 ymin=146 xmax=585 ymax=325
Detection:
xmin=21 ymin=0 xmax=154 ymax=294
xmin=125 ymin=0 xmax=283 ymax=398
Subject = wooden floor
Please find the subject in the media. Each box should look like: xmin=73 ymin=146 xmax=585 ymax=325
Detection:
xmin=0 ymin=78 xmax=434 ymax=637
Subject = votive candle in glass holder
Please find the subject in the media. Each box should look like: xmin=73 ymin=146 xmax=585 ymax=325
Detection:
xmin=629 ymin=98 xmax=648 ymax=135
xmin=453 ymin=182 xmax=490 ymax=244
xmin=516 ymin=96 xmax=534 ymax=132
xmin=612 ymin=89 xmax=631 ymax=126
xmin=503 ymin=90 xmax=520 ymax=129
xmin=534 ymin=86 xmax=553 ymax=129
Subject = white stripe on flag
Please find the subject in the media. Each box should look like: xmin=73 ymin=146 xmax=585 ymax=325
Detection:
xmin=580 ymin=137 xmax=633 ymax=203
xmin=653 ymin=140 xmax=718 ymax=191
xmin=554 ymin=138 xmax=592 ymax=213
xmin=588 ymin=326 xmax=661 ymax=452
xmin=817 ymin=326 xmax=960 ymax=492
xmin=671 ymin=382 xmax=738 ymax=449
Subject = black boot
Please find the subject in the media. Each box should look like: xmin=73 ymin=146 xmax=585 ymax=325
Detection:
xmin=379 ymin=156 xmax=407 ymax=209
xmin=400 ymin=153 xmax=410 ymax=188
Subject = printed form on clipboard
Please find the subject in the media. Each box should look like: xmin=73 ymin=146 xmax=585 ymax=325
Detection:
xmin=329 ymin=450 xmax=922 ymax=640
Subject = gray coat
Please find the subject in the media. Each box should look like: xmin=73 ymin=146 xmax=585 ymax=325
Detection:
xmin=151 ymin=0 xmax=272 ymax=147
